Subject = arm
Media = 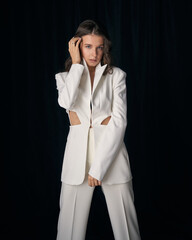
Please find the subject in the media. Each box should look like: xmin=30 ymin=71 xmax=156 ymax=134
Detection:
xmin=55 ymin=64 xmax=84 ymax=109
xmin=55 ymin=36 xmax=83 ymax=109
xmin=88 ymin=69 xmax=127 ymax=181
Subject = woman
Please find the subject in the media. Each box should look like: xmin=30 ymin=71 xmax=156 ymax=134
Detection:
xmin=55 ymin=19 xmax=141 ymax=240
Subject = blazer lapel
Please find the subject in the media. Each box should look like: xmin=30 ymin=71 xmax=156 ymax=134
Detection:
xmin=82 ymin=58 xmax=107 ymax=96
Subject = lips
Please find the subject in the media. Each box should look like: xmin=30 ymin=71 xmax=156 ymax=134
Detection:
xmin=89 ymin=59 xmax=97 ymax=64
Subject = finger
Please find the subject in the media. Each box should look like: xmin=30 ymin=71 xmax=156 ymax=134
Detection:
xmin=88 ymin=176 xmax=94 ymax=187
xmin=91 ymin=179 xmax=94 ymax=187
xmin=94 ymin=179 xmax=98 ymax=186
xmin=75 ymin=37 xmax=82 ymax=47
xmin=69 ymin=36 xmax=78 ymax=42
xmin=88 ymin=179 xmax=92 ymax=187
xmin=88 ymin=179 xmax=91 ymax=187
xmin=92 ymin=177 xmax=96 ymax=187
xmin=69 ymin=41 xmax=76 ymax=47
xmin=70 ymin=39 xmax=81 ymax=48
xmin=98 ymin=181 xmax=102 ymax=186
xmin=88 ymin=175 xmax=96 ymax=187
xmin=71 ymin=36 xmax=80 ymax=41
xmin=69 ymin=37 xmax=80 ymax=45
xmin=88 ymin=176 xmax=92 ymax=187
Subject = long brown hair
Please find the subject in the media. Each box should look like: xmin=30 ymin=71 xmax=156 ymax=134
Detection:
xmin=65 ymin=19 xmax=113 ymax=75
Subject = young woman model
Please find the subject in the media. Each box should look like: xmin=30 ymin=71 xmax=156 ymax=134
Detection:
xmin=55 ymin=19 xmax=141 ymax=240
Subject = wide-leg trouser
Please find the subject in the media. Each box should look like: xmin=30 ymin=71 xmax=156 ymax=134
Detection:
xmin=56 ymin=178 xmax=141 ymax=240
xmin=56 ymin=128 xmax=141 ymax=240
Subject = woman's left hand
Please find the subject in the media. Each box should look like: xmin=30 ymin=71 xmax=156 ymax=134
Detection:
xmin=88 ymin=174 xmax=102 ymax=187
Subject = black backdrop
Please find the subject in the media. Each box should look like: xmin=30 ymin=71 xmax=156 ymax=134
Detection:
xmin=3 ymin=0 xmax=192 ymax=239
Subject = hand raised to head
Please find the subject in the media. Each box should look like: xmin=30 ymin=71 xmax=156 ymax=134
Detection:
xmin=68 ymin=37 xmax=82 ymax=64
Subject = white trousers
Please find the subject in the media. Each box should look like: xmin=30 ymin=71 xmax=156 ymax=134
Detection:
xmin=56 ymin=128 xmax=141 ymax=240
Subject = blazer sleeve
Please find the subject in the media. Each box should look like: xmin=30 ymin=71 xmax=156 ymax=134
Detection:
xmin=55 ymin=64 xmax=85 ymax=109
xmin=88 ymin=69 xmax=128 ymax=181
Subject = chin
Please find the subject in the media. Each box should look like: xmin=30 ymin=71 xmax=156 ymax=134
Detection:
xmin=88 ymin=62 xmax=99 ymax=68
xmin=92 ymin=60 xmax=100 ymax=65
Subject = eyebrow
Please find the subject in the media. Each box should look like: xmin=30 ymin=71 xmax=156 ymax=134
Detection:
xmin=84 ymin=43 xmax=104 ymax=47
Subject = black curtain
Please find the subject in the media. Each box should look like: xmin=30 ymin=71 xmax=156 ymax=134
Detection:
xmin=3 ymin=0 xmax=192 ymax=239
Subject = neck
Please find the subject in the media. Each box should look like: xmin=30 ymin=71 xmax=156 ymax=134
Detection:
xmin=88 ymin=66 xmax=96 ymax=74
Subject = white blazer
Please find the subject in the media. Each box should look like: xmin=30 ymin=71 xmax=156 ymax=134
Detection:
xmin=55 ymin=58 xmax=133 ymax=185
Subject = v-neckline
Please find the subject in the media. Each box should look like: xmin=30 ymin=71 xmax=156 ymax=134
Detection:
xmin=90 ymin=72 xmax=95 ymax=95
xmin=81 ymin=58 xmax=107 ymax=96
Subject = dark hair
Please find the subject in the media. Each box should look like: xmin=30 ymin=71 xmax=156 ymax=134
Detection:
xmin=65 ymin=19 xmax=113 ymax=74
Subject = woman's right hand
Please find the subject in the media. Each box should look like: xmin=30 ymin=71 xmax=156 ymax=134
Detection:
xmin=68 ymin=37 xmax=82 ymax=64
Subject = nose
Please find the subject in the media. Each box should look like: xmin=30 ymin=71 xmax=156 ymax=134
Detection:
xmin=91 ymin=48 xmax=97 ymax=57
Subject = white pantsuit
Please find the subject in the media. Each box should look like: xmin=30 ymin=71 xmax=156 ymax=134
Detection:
xmin=55 ymin=58 xmax=141 ymax=239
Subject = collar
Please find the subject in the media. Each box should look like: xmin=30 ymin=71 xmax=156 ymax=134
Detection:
xmin=81 ymin=57 xmax=107 ymax=73
xmin=81 ymin=57 xmax=108 ymax=95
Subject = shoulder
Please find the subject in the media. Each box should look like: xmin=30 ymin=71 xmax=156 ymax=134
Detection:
xmin=109 ymin=66 xmax=127 ymax=88
xmin=112 ymin=66 xmax=126 ymax=74
xmin=109 ymin=66 xmax=127 ymax=78
xmin=55 ymin=71 xmax=68 ymax=80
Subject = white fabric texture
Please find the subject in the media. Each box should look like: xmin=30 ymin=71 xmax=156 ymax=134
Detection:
xmin=56 ymin=179 xmax=141 ymax=240
xmin=55 ymin=58 xmax=133 ymax=184
xmin=85 ymin=127 xmax=95 ymax=174
xmin=56 ymin=129 xmax=141 ymax=240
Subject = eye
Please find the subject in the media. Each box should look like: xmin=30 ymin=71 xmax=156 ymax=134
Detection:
xmin=97 ymin=46 xmax=104 ymax=50
xmin=85 ymin=45 xmax=91 ymax=48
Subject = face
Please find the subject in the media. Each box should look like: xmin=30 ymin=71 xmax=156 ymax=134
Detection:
xmin=80 ymin=34 xmax=104 ymax=69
